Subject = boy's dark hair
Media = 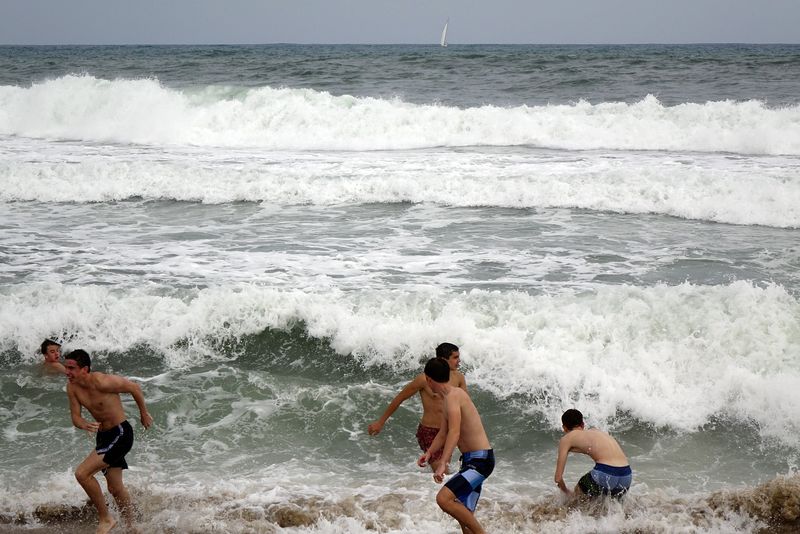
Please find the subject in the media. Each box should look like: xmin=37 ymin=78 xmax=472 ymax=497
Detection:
xmin=424 ymin=357 xmax=450 ymax=383
xmin=64 ymin=349 xmax=91 ymax=371
xmin=40 ymin=339 xmax=60 ymax=355
xmin=435 ymin=342 xmax=459 ymax=360
xmin=561 ymin=409 xmax=584 ymax=430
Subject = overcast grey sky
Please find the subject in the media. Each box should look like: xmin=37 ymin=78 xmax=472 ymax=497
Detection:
xmin=1 ymin=0 xmax=799 ymax=45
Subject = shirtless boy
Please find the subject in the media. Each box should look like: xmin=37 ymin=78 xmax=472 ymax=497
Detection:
xmin=417 ymin=358 xmax=494 ymax=534
xmin=554 ymin=408 xmax=632 ymax=498
xmin=367 ymin=342 xmax=466 ymax=473
xmin=64 ymin=349 xmax=153 ymax=534
xmin=41 ymin=339 xmax=66 ymax=375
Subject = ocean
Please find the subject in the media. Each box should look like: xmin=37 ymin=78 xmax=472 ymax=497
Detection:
xmin=0 ymin=44 xmax=799 ymax=533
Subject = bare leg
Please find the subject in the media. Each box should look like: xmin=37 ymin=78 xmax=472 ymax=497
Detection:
xmin=75 ymin=452 xmax=117 ymax=534
xmin=569 ymin=483 xmax=590 ymax=504
xmin=436 ymin=486 xmax=485 ymax=534
xmin=104 ymin=468 xmax=138 ymax=531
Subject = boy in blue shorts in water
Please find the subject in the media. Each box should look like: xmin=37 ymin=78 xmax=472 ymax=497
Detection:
xmin=417 ymin=358 xmax=494 ymax=534
xmin=554 ymin=408 xmax=632 ymax=499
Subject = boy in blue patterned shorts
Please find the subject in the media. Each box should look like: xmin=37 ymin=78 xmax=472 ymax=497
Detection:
xmin=417 ymin=358 xmax=494 ymax=534
xmin=554 ymin=409 xmax=632 ymax=499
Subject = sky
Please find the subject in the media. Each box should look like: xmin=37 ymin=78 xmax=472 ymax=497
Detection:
xmin=1 ymin=0 xmax=800 ymax=45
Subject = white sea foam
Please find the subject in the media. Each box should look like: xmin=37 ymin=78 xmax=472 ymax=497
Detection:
xmin=2 ymin=281 xmax=798 ymax=446
xmin=3 ymin=469 xmax=797 ymax=533
xmin=2 ymin=75 xmax=800 ymax=154
xmin=2 ymin=137 xmax=799 ymax=228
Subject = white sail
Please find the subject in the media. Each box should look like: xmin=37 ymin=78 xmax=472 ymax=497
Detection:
xmin=440 ymin=20 xmax=448 ymax=47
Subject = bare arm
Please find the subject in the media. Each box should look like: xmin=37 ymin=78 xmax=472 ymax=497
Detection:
xmin=67 ymin=383 xmax=99 ymax=432
xmin=554 ymin=435 xmax=572 ymax=494
xmin=97 ymin=374 xmax=153 ymax=429
xmin=368 ymin=375 xmax=423 ymax=435
xmin=432 ymin=393 xmax=462 ymax=483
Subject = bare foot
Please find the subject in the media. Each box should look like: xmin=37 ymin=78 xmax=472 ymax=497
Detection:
xmin=96 ymin=516 xmax=117 ymax=534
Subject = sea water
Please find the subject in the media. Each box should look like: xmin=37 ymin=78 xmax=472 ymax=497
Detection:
xmin=0 ymin=44 xmax=799 ymax=533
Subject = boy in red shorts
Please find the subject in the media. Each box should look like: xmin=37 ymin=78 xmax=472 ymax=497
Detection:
xmin=367 ymin=343 xmax=466 ymax=473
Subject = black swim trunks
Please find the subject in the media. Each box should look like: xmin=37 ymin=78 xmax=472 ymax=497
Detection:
xmin=95 ymin=420 xmax=134 ymax=470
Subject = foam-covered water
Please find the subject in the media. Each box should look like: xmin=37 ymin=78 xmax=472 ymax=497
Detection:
xmin=3 ymin=135 xmax=800 ymax=228
xmin=3 ymin=76 xmax=800 ymax=155
xmin=1 ymin=44 xmax=799 ymax=533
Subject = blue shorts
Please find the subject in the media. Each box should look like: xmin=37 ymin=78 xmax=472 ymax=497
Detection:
xmin=578 ymin=463 xmax=632 ymax=498
xmin=444 ymin=449 xmax=495 ymax=512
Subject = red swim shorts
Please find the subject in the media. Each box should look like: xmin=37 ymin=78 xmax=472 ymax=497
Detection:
xmin=416 ymin=423 xmax=443 ymax=463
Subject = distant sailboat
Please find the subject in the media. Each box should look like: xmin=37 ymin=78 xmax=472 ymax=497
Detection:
xmin=440 ymin=19 xmax=448 ymax=47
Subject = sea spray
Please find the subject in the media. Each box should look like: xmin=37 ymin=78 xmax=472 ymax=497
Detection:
xmin=2 ymin=140 xmax=799 ymax=227
xmin=3 ymin=76 xmax=800 ymax=154
xmin=4 ymin=473 xmax=798 ymax=533
xmin=2 ymin=281 xmax=798 ymax=445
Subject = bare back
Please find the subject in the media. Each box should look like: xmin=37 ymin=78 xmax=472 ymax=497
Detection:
xmin=42 ymin=361 xmax=66 ymax=375
xmin=419 ymin=370 xmax=465 ymax=427
xmin=444 ymin=387 xmax=490 ymax=453
xmin=67 ymin=372 xmax=128 ymax=430
xmin=562 ymin=428 xmax=628 ymax=466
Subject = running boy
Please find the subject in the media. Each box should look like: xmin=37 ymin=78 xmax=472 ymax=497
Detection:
xmin=64 ymin=349 xmax=153 ymax=534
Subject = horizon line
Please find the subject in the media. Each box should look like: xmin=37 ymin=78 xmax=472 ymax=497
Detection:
xmin=1 ymin=41 xmax=799 ymax=47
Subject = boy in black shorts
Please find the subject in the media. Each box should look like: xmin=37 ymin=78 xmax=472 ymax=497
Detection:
xmin=64 ymin=350 xmax=153 ymax=534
